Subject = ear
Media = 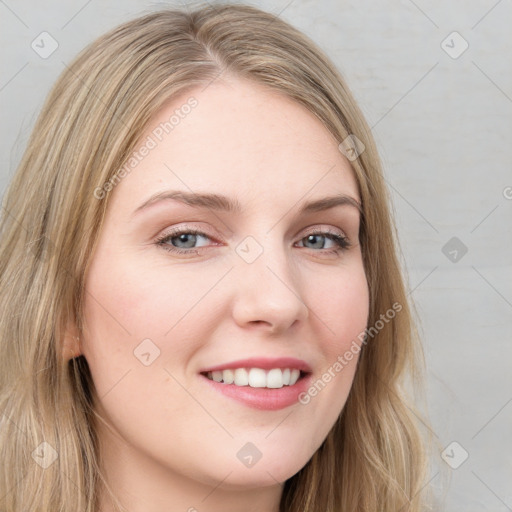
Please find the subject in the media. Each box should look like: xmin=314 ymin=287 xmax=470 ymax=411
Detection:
xmin=62 ymin=319 xmax=82 ymax=361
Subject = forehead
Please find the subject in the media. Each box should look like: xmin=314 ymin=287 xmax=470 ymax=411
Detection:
xmin=110 ymin=76 xmax=360 ymax=215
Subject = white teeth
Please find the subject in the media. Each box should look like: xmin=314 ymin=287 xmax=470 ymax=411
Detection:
xmin=266 ymin=368 xmax=284 ymax=388
xmin=289 ymin=369 xmax=300 ymax=386
xmin=248 ymin=368 xmax=267 ymax=387
xmin=212 ymin=370 xmax=223 ymax=382
xmin=222 ymin=369 xmax=234 ymax=384
xmin=234 ymin=368 xmax=249 ymax=386
xmin=205 ymin=367 xmax=304 ymax=388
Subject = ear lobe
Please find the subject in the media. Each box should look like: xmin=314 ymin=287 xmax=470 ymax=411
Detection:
xmin=62 ymin=322 xmax=82 ymax=360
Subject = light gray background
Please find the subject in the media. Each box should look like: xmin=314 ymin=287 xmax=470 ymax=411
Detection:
xmin=1 ymin=1 xmax=511 ymax=510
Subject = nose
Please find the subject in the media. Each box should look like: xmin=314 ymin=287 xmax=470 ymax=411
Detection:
xmin=231 ymin=240 xmax=309 ymax=334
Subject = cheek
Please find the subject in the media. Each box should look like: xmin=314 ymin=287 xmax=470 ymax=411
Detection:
xmin=308 ymin=263 xmax=369 ymax=350
xmin=295 ymin=264 xmax=368 ymax=450
xmin=83 ymin=254 xmax=205 ymax=340
xmin=80 ymin=251 xmax=163 ymax=390
xmin=80 ymin=251 xmax=229 ymax=383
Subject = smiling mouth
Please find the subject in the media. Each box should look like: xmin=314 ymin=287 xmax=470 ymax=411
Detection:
xmin=200 ymin=367 xmax=308 ymax=389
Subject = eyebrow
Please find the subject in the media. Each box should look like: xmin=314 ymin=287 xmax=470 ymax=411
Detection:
xmin=131 ymin=190 xmax=362 ymax=217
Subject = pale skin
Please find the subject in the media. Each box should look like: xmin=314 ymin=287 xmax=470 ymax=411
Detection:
xmin=64 ymin=75 xmax=370 ymax=512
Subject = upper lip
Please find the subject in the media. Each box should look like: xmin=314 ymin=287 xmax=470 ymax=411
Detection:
xmin=199 ymin=357 xmax=312 ymax=374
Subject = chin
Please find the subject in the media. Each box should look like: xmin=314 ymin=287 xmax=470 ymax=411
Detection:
xmin=210 ymin=463 xmax=301 ymax=489
xmin=211 ymin=449 xmax=311 ymax=489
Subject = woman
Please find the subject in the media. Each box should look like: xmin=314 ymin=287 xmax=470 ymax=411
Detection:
xmin=0 ymin=3 xmax=435 ymax=511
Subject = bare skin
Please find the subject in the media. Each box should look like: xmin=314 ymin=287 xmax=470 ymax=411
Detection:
xmin=64 ymin=75 xmax=369 ymax=512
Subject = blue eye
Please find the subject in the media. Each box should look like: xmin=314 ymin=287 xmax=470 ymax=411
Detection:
xmin=155 ymin=227 xmax=212 ymax=254
xmin=155 ymin=226 xmax=351 ymax=256
xmin=298 ymin=231 xmax=351 ymax=253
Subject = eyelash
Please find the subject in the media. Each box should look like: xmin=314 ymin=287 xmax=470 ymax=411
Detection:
xmin=154 ymin=225 xmax=351 ymax=256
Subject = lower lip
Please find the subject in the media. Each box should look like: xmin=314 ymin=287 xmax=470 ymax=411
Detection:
xmin=200 ymin=373 xmax=312 ymax=411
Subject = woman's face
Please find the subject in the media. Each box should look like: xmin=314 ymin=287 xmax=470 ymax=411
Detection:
xmin=79 ymin=76 xmax=369 ymax=498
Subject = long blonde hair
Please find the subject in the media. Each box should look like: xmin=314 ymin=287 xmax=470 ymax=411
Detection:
xmin=0 ymin=3 xmax=437 ymax=511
